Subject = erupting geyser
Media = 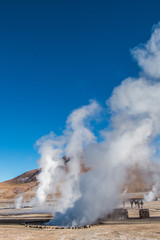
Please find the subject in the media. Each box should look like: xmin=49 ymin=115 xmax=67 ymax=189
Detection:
xmin=33 ymin=23 xmax=160 ymax=227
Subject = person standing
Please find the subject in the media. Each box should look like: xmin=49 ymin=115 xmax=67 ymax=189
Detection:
xmin=140 ymin=200 xmax=144 ymax=209
xmin=135 ymin=200 xmax=138 ymax=208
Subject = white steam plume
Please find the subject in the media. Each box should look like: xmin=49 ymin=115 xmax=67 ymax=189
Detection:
xmin=33 ymin=22 xmax=160 ymax=226
xmin=132 ymin=23 xmax=160 ymax=78
xmin=34 ymin=100 xmax=100 ymax=216
xmin=14 ymin=195 xmax=23 ymax=209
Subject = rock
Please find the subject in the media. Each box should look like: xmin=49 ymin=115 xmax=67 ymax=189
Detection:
xmin=139 ymin=209 xmax=150 ymax=218
xmin=106 ymin=208 xmax=129 ymax=220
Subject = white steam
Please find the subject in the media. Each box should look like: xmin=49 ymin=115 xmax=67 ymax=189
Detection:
xmin=132 ymin=23 xmax=160 ymax=78
xmin=35 ymin=100 xmax=100 ymax=216
xmin=33 ymin=23 xmax=160 ymax=226
xmin=14 ymin=195 xmax=23 ymax=209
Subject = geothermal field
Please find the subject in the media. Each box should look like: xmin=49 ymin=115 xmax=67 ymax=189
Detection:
xmin=1 ymin=16 xmax=160 ymax=240
xmin=1 ymin=166 xmax=160 ymax=240
xmin=1 ymin=194 xmax=160 ymax=240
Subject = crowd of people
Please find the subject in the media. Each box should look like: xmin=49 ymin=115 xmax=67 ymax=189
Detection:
xmin=122 ymin=199 xmax=144 ymax=209
xmin=130 ymin=199 xmax=143 ymax=209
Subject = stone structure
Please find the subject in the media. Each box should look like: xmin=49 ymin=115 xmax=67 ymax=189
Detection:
xmin=106 ymin=208 xmax=129 ymax=220
xmin=139 ymin=209 xmax=150 ymax=218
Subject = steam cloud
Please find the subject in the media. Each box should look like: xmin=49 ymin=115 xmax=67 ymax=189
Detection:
xmin=33 ymin=23 xmax=160 ymax=226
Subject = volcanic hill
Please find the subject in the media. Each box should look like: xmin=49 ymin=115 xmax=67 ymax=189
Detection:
xmin=0 ymin=166 xmax=153 ymax=201
xmin=0 ymin=169 xmax=40 ymax=200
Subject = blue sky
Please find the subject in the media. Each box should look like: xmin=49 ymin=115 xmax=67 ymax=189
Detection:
xmin=1 ymin=0 xmax=160 ymax=182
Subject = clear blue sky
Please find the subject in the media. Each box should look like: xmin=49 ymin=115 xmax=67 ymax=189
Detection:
xmin=0 ymin=0 xmax=160 ymax=182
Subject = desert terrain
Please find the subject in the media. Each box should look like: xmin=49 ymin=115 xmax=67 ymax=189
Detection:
xmin=0 ymin=168 xmax=160 ymax=240
xmin=0 ymin=165 xmax=153 ymax=202
xmin=1 ymin=201 xmax=160 ymax=240
xmin=0 ymin=221 xmax=160 ymax=240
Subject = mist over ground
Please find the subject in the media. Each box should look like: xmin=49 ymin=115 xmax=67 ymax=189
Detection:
xmin=30 ymin=23 xmax=160 ymax=227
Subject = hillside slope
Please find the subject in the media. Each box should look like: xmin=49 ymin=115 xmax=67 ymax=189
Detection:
xmin=0 ymin=166 xmax=153 ymax=201
xmin=0 ymin=169 xmax=40 ymax=200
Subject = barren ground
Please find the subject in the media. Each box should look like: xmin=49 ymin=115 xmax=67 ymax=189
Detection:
xmin=0 ymin=168 xmax=159 ymax=239
xmin=0 ymin=201 xmax=160 ymax=240
xmin=1 ymin=222 xmax=160 ymax=240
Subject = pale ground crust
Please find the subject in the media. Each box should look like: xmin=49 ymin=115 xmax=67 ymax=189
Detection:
xmin=1 ymin=223 xmax=160 ymax=240
xmin=1 ymin=201 xmax=160 ymax=240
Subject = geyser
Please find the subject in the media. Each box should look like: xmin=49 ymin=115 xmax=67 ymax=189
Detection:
xmin=33 ymin=23 xmax=160 ymax=227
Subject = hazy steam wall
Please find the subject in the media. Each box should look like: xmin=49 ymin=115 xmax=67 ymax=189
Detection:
xmin=34 ymin=23 xmax=160 ymax=226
